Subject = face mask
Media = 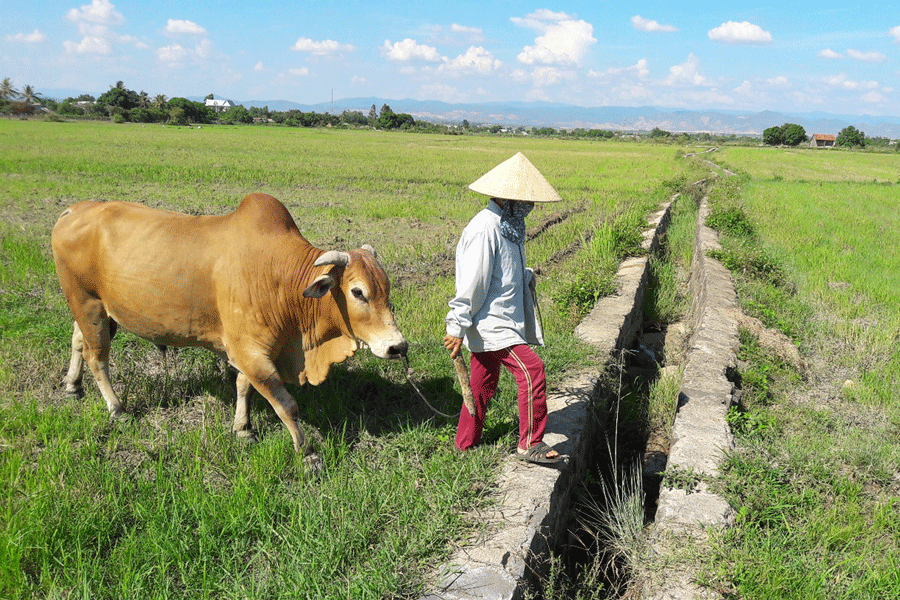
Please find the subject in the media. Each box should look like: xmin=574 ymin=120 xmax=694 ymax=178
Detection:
xmin=499 ymin=201 xmax=534 ymax=244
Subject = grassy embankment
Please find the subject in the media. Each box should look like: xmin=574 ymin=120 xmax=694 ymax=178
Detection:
xmin=0 ymin=119 xmax=697 ymax=599
xmin=698 ymin=147 xmax=900 ymax=598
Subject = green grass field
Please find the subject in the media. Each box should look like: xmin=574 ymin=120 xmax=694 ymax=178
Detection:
xmin=0 ymin=119 xmax=699 ymax=599
xmin=698 ymin=146 xmax=900 ymax=599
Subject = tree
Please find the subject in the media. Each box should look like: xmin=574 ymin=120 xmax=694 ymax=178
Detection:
xmin=168 ymin=107 xmax=188 ymax=126
xmin=762 ymin=123 xmax=806 ymax=146
xmin=340 ymin=110 xmax=368 ymax=126
xmin=367 ymin=104 xmax=377 ymax=125
xmin=20 ymin=84 xmax=42 ymax=104
xmin=1 ymin=77 xmax=17 ymax=100
xmin=98 ymin=83 xmax=139 ymax=113
xmin=221 ymin=105 xmax=252 ymax=124
xmin=836 ymin=125 xmax=866 ymax=148
xmin=781 ymin=123 xmax=807 ymax=146
xmin=167 ymin=97 xmax=212 ymax=124
xmin=762 ymin=125 xmax=783 ymax=146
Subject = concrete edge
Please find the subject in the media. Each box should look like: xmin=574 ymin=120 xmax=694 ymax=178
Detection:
xmin=422 ymin=197 xmax=677 ymax=600
xmin=641 ymin=194 xmax=739 ymax=600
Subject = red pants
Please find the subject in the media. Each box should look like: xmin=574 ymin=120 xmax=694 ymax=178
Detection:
xmin=455 ymin=344 xmax=548 ymax=451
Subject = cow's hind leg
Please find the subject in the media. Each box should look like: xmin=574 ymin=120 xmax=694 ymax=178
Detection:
xmin=232 ymin=372 xmax=259 ymax=443
xmin=77 ymin=304 xmax=127 ymax=419
xmin=64 ymin=321 xmax=85 ymax=397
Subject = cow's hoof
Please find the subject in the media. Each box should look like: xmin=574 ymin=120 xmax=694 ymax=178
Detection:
xmin=109 ymin=409 xmax=131 ymax=422
xmin=233 ymin=429 xmax=259 ymax=444
xmin=65 ymin=387 xmax=84 ymax=399
xmin=304 ymin=453 xmax=324 ymax=476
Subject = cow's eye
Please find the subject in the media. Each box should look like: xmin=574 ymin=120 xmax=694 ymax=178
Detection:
xmin=351 ymin=287 xmax=367 ymax=302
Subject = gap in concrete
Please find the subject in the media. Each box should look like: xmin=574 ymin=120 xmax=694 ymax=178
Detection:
xmin=549 ymin=178 xmax=711 ymax=598
xmin=554 ymin=319 xmax=687 ymax=596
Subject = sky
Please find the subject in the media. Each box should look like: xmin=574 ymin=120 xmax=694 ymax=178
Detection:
xmin=3 ymin=0 xmax=899 ymax=117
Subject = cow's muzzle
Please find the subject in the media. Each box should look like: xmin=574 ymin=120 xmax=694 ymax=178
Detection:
xmin=386 ymin=340 xmax=409 ymax=359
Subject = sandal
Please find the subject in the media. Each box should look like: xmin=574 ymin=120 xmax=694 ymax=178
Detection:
xmin=515 ymin=442 xmax=566 ymax=464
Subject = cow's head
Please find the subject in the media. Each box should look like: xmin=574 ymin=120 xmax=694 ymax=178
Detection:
xmin=304 ymin=246 xmax=408 ymax=359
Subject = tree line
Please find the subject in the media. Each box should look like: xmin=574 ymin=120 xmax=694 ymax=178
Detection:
xmin=4 ymin=78 xmax=897 ymax=148
xmin=763 ymin=121 xmax=885 ymax=149
xmin=1 ymin=79 xmax=423 ymax=131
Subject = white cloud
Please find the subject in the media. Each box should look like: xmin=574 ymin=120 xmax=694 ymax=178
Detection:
xmin=735 ymin=80 xmax=754 ymax=95
xmin=157 ymin=43 xmax=187 ymax=62
xmin=767 ymin=76 xmax=789 ymax=86
xmin=823 ymin=74 xmax=880 ymax=91
xmin=254 ymin=61 xmax=264 ymax=71
xmin=64 ymin=36 xmax=111 ymax=54
xmin=451 ymin=24 xmax=482 ymax=37
xmin=382 ymin=38 xmax=443 ymax=62
xmin=439 ymin=46 xmax=501 ymax=75
xmin=157 ymin=38 xmax=213 ymax=64
xmin=292 ymin=37 xmax=355 ymax=56
xmin=665 ymin=54 xmax=708 ymax=86
xmin=861 ymin=91 xmax=886 ymax=103
xmin=431 ymin=24 xmax=485 ymax=45
xmin=819 ymin=48 xmax=843 ymax=59
xmin=708 ymin=21 xmax=772 ymax=45
xmin=512 ymin=10 xmax=596 ymax=66
xmin=64 ymin=0 xmax=144 ymax=55
xmin=530 ymin=66 xmax=576 ymax=86
xmin=588 ymin=59 xmax=649 ymax=80
xmin=165 ymin=19 xmax=207 ymax=36
xmin=847 ymin=49 xmax=886 ymax=62
xmin=288 ymin=67 xmax=310 ymax=76
xmin=6 ymin=29 xmax=46 ymax=43
xmin=509 ymin=64 xmax=576 ymax=91
xmin=510 ymin=69 xmax=530 ymax=84
xmin=66 ymin=0 xmax=124 ymax=29
xmin=632 ymin=15 xmax=677 ymax=33
xmin=890 ymin=25 xmax=900 ymax=43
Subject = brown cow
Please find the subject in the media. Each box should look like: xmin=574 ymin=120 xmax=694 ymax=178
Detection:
xmin=51 ymin=193 xmax=407 ymax=456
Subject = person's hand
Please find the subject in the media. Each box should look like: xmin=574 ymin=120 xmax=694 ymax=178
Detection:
xmin=443 ymin=334 xmax=463 ymax=359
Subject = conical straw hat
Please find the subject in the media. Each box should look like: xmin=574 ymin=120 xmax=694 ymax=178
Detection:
xmin=468 ymin=152 xmax=562 ymax=202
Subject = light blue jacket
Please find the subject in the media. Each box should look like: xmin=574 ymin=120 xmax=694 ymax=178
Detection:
xmin=445 ymin=201 xmax=543 ymax=353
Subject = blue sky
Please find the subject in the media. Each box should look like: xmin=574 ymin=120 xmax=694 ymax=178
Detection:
xmin=3 ymin=0 xmax=899 ymax=116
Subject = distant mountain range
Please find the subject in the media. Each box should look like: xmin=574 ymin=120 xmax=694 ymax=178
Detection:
xmin=236 ymin=97 xmax=900 ymax=139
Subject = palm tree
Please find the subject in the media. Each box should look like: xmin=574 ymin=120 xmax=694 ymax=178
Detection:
xmin=138 ymin=90 xmax=150 ymax=108
xmin=20 ymin=85 xmax=43 ymax=104
xmin=153 ymin=94 xmax=168 ymax=110
xmin=1 ymin=78 xmax=17 ymax=100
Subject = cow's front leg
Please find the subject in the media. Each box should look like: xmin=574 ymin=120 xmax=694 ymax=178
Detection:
xmin=242 ymin=364 xmax=308 ymax=454
xmin=232 ymin=372 xmax=259 ymax=443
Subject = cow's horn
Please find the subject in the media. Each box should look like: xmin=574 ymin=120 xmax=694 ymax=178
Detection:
xmin=314 ymin=250 xmax=351 ymax=267
xmin=361 ymin=244 xmax=377 ymax=259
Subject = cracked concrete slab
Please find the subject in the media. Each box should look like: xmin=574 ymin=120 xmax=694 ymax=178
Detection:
xmin=643 ymin=194 xmax=739 ymax=600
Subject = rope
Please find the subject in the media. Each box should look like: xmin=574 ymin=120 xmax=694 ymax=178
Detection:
xmin=403 ymin=355 xmax=458 ymax=419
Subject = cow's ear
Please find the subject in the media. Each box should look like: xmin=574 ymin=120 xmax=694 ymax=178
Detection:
xmin=303 ymin=274 xmax=336 ymax=298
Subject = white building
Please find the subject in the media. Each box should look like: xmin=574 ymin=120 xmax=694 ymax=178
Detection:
xmin=205 ymin=97 xmax=235 ymax=113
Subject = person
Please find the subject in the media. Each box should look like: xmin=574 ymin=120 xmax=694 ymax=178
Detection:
xmin=443 ymin=152 xmax=565 ymax=465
